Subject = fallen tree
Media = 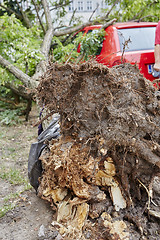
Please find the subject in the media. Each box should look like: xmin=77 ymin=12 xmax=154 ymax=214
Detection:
xmin=34 ymin=61 xmax=160 ymax=239
xmin=1 ymin=0 xmax=159 ymax=118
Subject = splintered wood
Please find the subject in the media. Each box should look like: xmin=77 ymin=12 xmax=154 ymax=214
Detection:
xmin=38 ymin=136 xmax=128 ymax=239
xmin=37 ymin=61 xmax=160 ymax=240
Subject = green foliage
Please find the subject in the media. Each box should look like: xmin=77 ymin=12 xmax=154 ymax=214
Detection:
xmin=79 ymin=29 xmax=106 ymax=60
xmin=0 ymin=0 xmax=21 ymax=17
xmin=52 ymin=29 xmax=106 ymax=63
xmin=0 ymin=13 xmax=43 ymax=85
xmin=0 ymin=86 xmax=10 ymax=98
xmin=0 ymin=0 xmax=36 ymax=25
xmin=0 ymin=109 xmax=23 ymax=125
xmin=105 ymin=0 xmax=160 ymax=22
xmin=0 ymin=202 xmax=16 ymax=218
xmin=52 ymin=36 xmax=80 ymax=62
xmin=49 ymin=0 xmax=71 ymax=26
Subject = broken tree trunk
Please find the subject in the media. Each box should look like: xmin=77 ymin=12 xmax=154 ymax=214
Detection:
xmin=36 ymin=61 xmax=160 ymax=240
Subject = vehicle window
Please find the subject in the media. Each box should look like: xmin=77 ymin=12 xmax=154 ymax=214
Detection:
xmin=87 ymin=30 xmax=93 ymax=34
xmin=87 ymin=29 xmax=103 ymax=55
xmin=118 ymin=27 xmax=156 ymax=52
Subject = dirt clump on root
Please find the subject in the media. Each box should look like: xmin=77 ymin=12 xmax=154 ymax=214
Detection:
xmin=36 ymin=61 xmax=160 ymax=239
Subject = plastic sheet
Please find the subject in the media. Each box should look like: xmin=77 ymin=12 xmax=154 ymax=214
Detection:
xmin=28 ymin=114 xmax=60 ymax=190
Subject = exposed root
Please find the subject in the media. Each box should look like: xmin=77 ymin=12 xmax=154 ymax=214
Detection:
xmin=36 ymin=61 xmax=160 ymax=239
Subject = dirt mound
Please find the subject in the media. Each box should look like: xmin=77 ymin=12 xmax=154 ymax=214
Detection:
xmin=36 ymin=61 xmax=160 ymax=239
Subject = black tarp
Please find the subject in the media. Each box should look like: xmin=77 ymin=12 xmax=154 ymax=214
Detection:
xmin=28 ymin=114 xmax=60 ymax=191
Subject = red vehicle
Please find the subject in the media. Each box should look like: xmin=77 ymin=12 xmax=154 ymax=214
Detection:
xmin=77 ymin=22 xmax=158 ymax=82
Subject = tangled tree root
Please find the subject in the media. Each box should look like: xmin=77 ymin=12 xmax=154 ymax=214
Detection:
xmin=36 ymin=61 xmax=160 ymax=240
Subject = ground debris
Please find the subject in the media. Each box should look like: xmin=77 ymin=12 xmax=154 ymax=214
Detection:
xmin=36 ymin=61 xmax=160 ymax=239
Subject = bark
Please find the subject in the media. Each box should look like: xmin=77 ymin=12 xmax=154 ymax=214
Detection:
xmin=41 ymin=28 xmax=54 ymax=58
xmin=4 ymin=81 xmax=35 ymax=100
xmin=100 ymin=18 xmax=117 ymax=30
xmin=0 ymin=55 xmax=33 ymax=88
xmin=42 ymin=0 xmax=53 ymax=29
xmin=53 ymin=15 xmax=114 ymax=37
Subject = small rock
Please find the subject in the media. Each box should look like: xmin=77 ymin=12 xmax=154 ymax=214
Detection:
xmin=153 ymin=176 xmax=160 ymax=195
xmin=38 ymin=225 xmax=45 ymax=238
xmin=55 ymin=233 xmax=63 ymax=240
xmin=84 ymin=231 xmax=91 ymax=239
xmin=47 ymin=230 xmax=59 ymax=239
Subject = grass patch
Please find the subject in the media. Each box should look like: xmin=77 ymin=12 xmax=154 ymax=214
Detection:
xmin=0 ymin=202 xmax=16 ymax=218
xmin=0 ymin=167 xmax=26 ymax=185
xmin=0 ymin=132 xmax=5 ymax=138
xmin=0 ymin=167 xmax=32 ymax=218
xmin=8 ymin=147 xmax=16 ymax=153
xmin=0 ymin=185 xmax=32 ymax=218
xmin=0 ymin=167 xmax=31 ymax=189
xmin=4 ymin=192 xmax=20 ymax=202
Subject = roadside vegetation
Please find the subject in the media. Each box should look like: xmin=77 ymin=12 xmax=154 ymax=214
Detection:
xmin=0 ymin=166 xmax=31 ymax=217
xmin=0 ymin=144 xmax=32 ymax=217
xmin=0 ymin=107 xmax=37 ymax=218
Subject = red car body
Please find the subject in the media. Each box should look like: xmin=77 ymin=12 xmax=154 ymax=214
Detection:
xmin=78 ymin=22 xmax=158 ymax=83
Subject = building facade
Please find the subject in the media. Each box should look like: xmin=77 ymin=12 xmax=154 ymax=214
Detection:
xmin=65 ymin=0 xmax=108 ymax=24
xmin=68 ymin=0 xmax=107 ymax=12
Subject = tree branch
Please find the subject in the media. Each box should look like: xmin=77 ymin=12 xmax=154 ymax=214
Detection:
xmin=69 ymin=8 xmax=77 ymax=26
xmin=15 ymin=0 xmax=32 ymax=28
xmin=42 ymin=0 xmax=53 ymax=29
xmin=54 ymin=16 xmax=116 ymax=37
xmin=89 ymin=3 xmax=99 ymax=21
xmin=40 ymin=0 xmax=54 ymax=58
xmin=0 ymin=3 xmax=22 ymax=18
xmin=4 ymin=81 xmax=35 ymax=100
xmin=0 ymin=0 xmax=118 ymax=92
xmin=105 ymin=0 xmax=121 ymax=19
xmin=100 ymin=18 xmax=117 ymax=30
xmin=29 ymin=0 xmax=54 ymax=82
xmin=137 ymin=15 xmax=159 ymax=22
xmin=0 ymin=96 xmax=17 ymax=106
xmin=0 ymin=55 xmax=33 ymax=88
xmin=32 ymin=0 xmax=46 ymax=34
xmin=50 ymin=1 xmax=72 ymax=11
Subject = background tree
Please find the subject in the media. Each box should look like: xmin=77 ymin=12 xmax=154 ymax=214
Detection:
xmin=105 ymin=0 xmax=160 ymax=22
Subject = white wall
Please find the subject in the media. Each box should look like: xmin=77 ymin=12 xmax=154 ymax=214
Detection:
xmin=64 ymin=0 xmax=108 ymax=25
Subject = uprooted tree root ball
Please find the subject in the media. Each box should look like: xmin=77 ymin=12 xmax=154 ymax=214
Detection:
xmin=36 ymin=61 xmax=160 ymax=239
